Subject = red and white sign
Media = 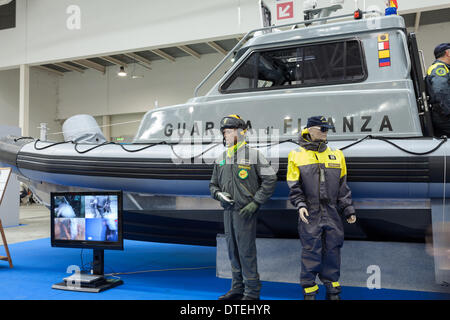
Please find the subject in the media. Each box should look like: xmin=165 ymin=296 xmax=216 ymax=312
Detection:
xmin=277 ymin=2 xmax=294 ymax=20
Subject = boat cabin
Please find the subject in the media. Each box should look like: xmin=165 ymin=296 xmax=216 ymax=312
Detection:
xmin=134 ymin=14 xmax=431 ymax=144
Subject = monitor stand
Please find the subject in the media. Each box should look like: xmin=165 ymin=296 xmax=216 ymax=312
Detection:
xmin=52 ymin=249 xmax=124 ymax=293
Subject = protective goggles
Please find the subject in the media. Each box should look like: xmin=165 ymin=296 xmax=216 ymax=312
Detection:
xmin=309 ymin=126 xmax=329 ymax=133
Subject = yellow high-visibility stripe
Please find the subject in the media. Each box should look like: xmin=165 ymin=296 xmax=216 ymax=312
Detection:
xmin=287 ymin=147 xmax=349 ymax=179
xmin=289 ymin=147 xmax=343 ymax=167
xmin=227 ymin=140 xmax=246 ymax=158
xmin=301 ymin=127 xmax=310 ymax=139
xmin=304 ymin=285 xmax=319 ymax=294
xmin=337 ymin=150 xmax=347 ymax=178
xmin=428 ymin=62 xmax=449 ymax=76
xmin=332 ymin=281 xmax=340 ymax=288
xmin=286 ymin=150 xmax=301 ymax=182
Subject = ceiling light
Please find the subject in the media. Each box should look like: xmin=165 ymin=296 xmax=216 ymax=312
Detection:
xmin=118 ymin=66 xmax=127 ymax=77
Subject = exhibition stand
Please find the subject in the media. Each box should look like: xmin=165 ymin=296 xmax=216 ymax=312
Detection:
xmin=50 ymin=191 xmax=124 ymax=293
xmin=51 ymin=249 xmax=123 ymax=293
xmin=0 ymin=167 xmax=13 ymax=268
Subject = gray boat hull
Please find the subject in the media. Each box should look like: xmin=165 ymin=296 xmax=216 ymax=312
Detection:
xmin=0 ymin=135 xmax=447 ymax=245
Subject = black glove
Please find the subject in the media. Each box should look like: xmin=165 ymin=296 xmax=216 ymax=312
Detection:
xmin=239 ymin=201 xmax=259 ymax=218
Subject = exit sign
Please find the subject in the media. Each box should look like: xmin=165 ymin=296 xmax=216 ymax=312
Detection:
xmin=277 ymin=1 xmax=294 ymax=20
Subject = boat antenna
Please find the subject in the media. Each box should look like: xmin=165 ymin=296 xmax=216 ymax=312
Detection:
xmin=303 ymin=0 xmax=345 ymax=26
xmin=259 ymin=0 xmax=272 ymax=30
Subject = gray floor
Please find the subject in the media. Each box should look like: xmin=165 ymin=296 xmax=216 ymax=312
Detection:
xmin=3 ymin=204 xmax=50 ymax=244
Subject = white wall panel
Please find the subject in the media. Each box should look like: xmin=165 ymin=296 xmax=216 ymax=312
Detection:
xmin=0 ymin=69 xmax=20 ymax=127
xmin=409 ymin=21 xmax=450 ymax=68
xmin=1 ymin=0 xmax=260 ymax=69
xmin=0 ymin=0 xmax=27 ymax=70
xmin=29 ymin=68 xmax=61 ymax=139
xmin=57 ymin=53 xmax=223 ymax=120
xmin=0 ymin=68 xmax=61 ymax=138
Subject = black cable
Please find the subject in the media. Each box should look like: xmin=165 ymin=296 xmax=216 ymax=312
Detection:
xmin=80 ymin=249 xmax=89 ymax=274
xmin=31 ymin=137 xmax=220 ymax=160
xmin=74 ymin=141 xmax=115 ymax=154
xmin=13 ymin=137 xmax=34 ymax=142
xmin=340 ymin=135 xmax=448 ymax=155
xmin=27 ymin=133 xmax=448 ymax=158
xmin=34 ymin=139 xmax=73 ymax=151
xmin=119 ymin=141 xmax=165 ymax=152
xmin=169 ymin=142 xmax=221 ymax=162
xmin=339 ymin=135 xmax=372 ymax=151
xmin=252 ymin=138 xmax=300 ymax=148
xmin=80 ymin=249 xmax=95 ymax=274
xmin=371 ymin=135 xmax=447 ymax=156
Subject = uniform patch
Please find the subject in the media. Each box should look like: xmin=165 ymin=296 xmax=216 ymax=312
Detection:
xmin=238 ymin=165 xmax=251 ymax=170
xmin=328 ymin=155 xmax=336 ymax=160
xmin=238 ymin=169 xmax=249 ymax=179
xmin=219 ymin=159 xmax=226 ymax=166
xmin=327 ymin=163 xmax=340 ymax=168
xmin=436 ymin=68 xmax=448 ymax=76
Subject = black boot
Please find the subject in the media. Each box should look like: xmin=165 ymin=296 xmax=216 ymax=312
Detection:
xmin=304 ymin=294 xmax=316 ymax=300
xmin=326 ymin=293 xmax=341 ymax=300
xmin=218 ymin=291 xmax=244 ymax=300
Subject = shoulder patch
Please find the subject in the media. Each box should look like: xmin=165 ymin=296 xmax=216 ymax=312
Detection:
xmin=436 ymin=67 xmax=448 ymax=76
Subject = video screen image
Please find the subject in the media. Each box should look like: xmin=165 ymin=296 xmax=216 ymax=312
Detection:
xmin=53 ymin=195 xmax=119 ymax=243
xmin=54 ymin=218 xmax=85 ymax=241
xmin=85 ymin=195 xmax=118 ymax=219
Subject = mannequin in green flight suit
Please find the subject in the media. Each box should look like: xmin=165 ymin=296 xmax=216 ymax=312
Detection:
xmin=209 ymin=114 xmax=277 ymax=300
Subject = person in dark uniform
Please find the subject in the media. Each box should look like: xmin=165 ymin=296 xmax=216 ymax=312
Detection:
xmin=286 ymin=116 xmax=356 ymax=300
xmin=209 ymin=114 xmax=277 ymax=300
xmin=426 ymin=43 xmax=450 ymax=137
xmin=90 ymin=196 xmax=111 ymax=218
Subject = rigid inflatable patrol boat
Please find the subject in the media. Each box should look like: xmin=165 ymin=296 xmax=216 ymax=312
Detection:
xmin=0 ymin=8 xmax=448 ymax=246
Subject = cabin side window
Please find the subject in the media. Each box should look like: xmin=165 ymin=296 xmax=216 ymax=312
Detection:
xmin=220 ymin=39 xmax=366 ymax=93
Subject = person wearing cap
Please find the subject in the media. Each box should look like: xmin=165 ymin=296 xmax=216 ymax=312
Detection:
xmin=209 ymin=114 xmax=277 ymax=300
xmin=286 ymin=116 xmax=356 ymax=300
xmin=426 ymin=43 xmax=450 ymax=137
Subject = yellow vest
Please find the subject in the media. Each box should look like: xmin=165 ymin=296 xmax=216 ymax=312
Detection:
xmin=427 ymin=62 xmax=449 ymax=76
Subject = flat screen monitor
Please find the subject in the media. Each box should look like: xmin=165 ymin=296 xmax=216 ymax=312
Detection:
xmin=51 ymin=191 xmax=123 ymax=250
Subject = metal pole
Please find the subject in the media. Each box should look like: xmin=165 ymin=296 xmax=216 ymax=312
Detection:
xmin=19 ymin=64 xmax=30 ymax=137
xmin=39 ymin=123 xmax=48 ymax=141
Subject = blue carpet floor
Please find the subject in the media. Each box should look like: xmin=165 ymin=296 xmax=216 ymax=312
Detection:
xmin=0 ymin=238 xmax=449 ymax=300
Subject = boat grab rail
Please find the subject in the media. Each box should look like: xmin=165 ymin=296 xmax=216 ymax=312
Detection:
xmin=396 ymin=29 xmax=411 ymax=79
xmin=194 ymin=10 xmax=381 ymax=97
